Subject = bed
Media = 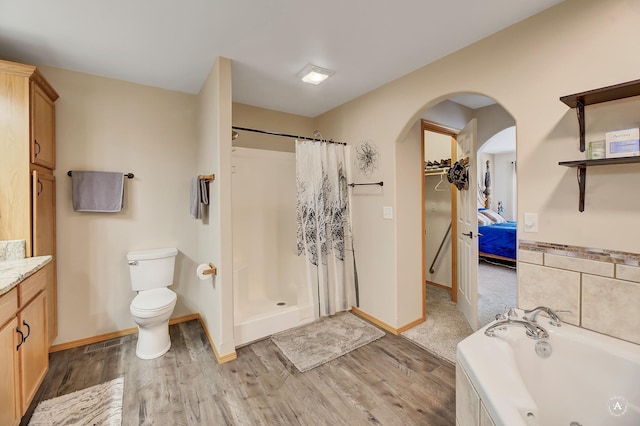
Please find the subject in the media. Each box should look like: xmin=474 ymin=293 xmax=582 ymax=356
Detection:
xmin=477 ymin=160 xmax=516 ymax=262
xmin=478 ymin=218 xmax=517 ymax=261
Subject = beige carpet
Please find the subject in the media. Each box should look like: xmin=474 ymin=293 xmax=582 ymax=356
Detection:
xmin=401 ymin=285 xmax=472 ymax=364
xmin=29 ymin=377 xmax=124 ymax=426
xmin=478 ymin=261 xmax=517 ymax=328
xmin=271 ymin=311 xmax=385 ymax=372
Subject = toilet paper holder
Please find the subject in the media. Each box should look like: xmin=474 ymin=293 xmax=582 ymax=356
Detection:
xmin=203 ymin=262 xmax=217 ymax=276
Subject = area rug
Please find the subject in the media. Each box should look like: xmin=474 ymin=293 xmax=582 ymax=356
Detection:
xmin=271 ymin=311 xmax=385 ymax=372
xmin=401 ymin=285 xmax=472 ymax=364
xmin=29 ymin=377 xmax=124 ymax=426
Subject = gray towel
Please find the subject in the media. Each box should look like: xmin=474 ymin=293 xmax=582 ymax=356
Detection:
xmin=190 ymin=176 xmax=201 ymax=219
xmin=72 ymin=171 xmax=124 ymax=212
xmin=200 ymin=179 xmax=209 ymax=205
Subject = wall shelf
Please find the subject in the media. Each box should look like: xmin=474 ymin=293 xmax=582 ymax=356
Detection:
xmin=560 ymin=79 xmax=640 ymax=212
xmin=559 ymin=156 xmax=640 ymax=212
xmin=560 ymin=79 xmax=640 ymax=152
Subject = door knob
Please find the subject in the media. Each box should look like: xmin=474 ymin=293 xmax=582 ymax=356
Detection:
xmin=462 ymin=231 xmax=473 ymax=238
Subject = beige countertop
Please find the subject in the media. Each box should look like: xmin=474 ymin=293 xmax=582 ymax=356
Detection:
xmin=0 ymin=256 xmax=52 ymax=297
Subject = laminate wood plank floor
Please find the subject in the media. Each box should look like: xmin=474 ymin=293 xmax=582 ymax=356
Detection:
xmin=22 ymin=319 xmax=456 ymax=425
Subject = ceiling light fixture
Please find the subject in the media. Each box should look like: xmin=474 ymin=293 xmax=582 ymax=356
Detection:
xmin=297 ymin=63 xmax=334 ymax=85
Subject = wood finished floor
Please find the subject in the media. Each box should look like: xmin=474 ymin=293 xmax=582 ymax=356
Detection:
xmin=22 ymin=319 xmax=456 ymax=425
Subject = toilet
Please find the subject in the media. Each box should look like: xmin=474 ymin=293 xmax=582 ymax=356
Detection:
xmin=127 ymin=247 xmax=178 ymax=359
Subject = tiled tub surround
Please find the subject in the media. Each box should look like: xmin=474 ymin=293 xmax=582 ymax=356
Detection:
xmin=0 ymin=255 xmax=52 ymax=296
xmin=518 ymin=241 xmax=640 ymax=345
xmin=0 ymin=239 xmax=26 ymax=261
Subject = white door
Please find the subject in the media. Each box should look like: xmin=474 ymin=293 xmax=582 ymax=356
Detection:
xmin=456 ymin=119 xmax=478 ymax=331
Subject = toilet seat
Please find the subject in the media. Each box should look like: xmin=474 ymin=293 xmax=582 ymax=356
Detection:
xmin=130 ymin=288 xmax=176 ymax=318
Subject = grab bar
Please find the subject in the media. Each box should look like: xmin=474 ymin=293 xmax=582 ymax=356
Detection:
xmin=429 ymin=222 xmax=451 ymax=273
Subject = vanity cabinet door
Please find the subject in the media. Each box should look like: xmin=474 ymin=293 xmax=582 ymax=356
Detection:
xmin=0 ymin=317 xmax=20 ymax=426
xmin=18 ymin=290 xmax=48 ymax=414
xmin=31 ymin=82 xmax=56 ymax=169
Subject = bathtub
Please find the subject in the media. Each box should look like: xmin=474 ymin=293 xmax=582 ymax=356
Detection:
xmin=456 ymin=311 xmax=640 ymax=426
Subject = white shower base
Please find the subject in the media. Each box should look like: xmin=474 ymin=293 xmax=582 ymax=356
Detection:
xmin=234 ymin=298 xmax=314 ymax=347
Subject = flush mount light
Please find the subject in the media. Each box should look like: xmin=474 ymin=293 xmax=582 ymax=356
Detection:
xmin=297 ymin=63 xmax=334 ymax=85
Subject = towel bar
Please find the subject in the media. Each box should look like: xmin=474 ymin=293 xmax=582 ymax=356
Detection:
xmin=67 ymin=171 xmax=134 ymax=178
xmin=199 ymin=174 xmax=215 ymax=181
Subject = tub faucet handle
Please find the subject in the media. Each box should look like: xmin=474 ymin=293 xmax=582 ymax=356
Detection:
xmin=506 ymin=307 xmax=518 ymax=320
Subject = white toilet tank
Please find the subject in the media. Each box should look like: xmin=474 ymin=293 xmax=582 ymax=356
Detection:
xmin=127 ymin=247 xmax=178 ymax=291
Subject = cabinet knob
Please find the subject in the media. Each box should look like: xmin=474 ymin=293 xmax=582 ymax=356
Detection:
xmin=34 ymin=140 xmax=41 ymax=157
xmin=16 ymin=327 xmax=25 ymax=351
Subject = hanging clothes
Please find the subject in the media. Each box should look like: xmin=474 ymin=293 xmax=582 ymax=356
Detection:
xmin=295 ymin=140 xmax=356 ymax=318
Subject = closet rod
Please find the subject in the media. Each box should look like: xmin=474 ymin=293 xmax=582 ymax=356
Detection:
xmin=67 ymin=171 xmax=134 ymax=178
xmin=232 ymin=126 xmax=347 ymax=146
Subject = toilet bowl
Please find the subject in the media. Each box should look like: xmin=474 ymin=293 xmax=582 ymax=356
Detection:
xmin=130 ymin=288 xmax=177 ymax=359
xmin=127 ymin=247 xmax=178 ymax=359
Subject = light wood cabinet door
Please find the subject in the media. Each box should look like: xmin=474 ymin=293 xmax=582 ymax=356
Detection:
xmin=18 ymin=291 xmax=48 ymax=413
xmin=0 ymin=317 xmax=20 ymax=426
xmin=32 ymin=171 xmax=57 ymax=344
xmin=32 ymin=170 xmax=56 ymax=257
xmin=31 ymin=82 xmax=55 ymax=169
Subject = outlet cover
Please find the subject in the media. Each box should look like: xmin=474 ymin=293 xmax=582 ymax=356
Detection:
xmin=383 ymin=206 xmax=393 ymax=220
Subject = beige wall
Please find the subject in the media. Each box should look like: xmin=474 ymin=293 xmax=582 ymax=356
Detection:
xmin=315 ymin=0 xmax=640 ymax=330
xmin=196 ymin=57 xmax=235 ymax=357
xmin=42 ymin=66 xmax=202 ymax=345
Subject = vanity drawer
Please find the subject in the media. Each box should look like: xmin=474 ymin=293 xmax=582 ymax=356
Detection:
xmin=0 ymin=287 xmax=18 ymax=327
xmin=18 ymin=266 xmax=47 ymax=308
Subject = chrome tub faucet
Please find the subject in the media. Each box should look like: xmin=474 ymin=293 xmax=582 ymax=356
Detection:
xmin=484 ymin=319 xmax=549 ymax=340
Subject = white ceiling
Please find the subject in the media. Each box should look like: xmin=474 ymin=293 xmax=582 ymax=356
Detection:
xmin=0 ymin=0 xmax=563 ymax=117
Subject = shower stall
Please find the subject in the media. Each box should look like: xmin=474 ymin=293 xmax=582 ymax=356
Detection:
xmin=232 ymin=147 xmax=314 ymax=346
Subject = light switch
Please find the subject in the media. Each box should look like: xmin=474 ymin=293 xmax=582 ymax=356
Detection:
xmin=524 ymin=212 xmax=538 ymax=233
xmin=383 ymin=206 xmax=393 ymax=220
xmin=430 ymin=202 xmax=437 ymax=212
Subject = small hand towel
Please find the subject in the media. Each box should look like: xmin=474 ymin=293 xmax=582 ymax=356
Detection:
xmin=190 ymin=176 xmax=202 ymax=219
xmin=200 ymin=179 xmax=209 ymax=205
xmin=72 ymin=171 xmax=124 ymax=212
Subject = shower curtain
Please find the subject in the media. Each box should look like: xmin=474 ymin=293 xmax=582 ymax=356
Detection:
xmin=296 ymin=140 xmax=356 ymax=318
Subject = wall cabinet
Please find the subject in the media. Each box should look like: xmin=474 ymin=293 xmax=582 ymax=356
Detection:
xmin=0 ymin=59 xmax=58 ymax=345
xmin=0 ymin=264 xmax=49 ymax=425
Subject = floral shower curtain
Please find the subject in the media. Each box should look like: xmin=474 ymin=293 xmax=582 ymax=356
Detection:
xmin=295 ymin=140 xmax=355 ymax=318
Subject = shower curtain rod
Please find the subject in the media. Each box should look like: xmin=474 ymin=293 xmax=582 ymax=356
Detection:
xmin=232 ymin=126 xmax=347 ymax=146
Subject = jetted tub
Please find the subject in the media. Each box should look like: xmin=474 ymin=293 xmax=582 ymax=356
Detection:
xmin=456 ymin=311 xmax=640 ymax=426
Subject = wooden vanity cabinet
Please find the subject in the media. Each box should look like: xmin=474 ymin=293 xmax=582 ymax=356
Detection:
xmin=0 ymin=289 xmax=20 ymax=426
xmin=0 ymin=59 xmax=59 ymax=345
xmin=0 ymin=265 xmax=50 ymax=425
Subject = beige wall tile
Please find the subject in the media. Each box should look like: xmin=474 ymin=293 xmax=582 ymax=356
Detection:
xmin=518 ymin=263 xmax=580 ymax=325
xmin=544 ymin=253 xmax=614 ymax=277
xmin=518 ymin=249 xmax=543 ymax=265
xmin=582 ymin=275 xmax=640 ymax=345
xmin=616 ymin=264 xmax=640 ymax=283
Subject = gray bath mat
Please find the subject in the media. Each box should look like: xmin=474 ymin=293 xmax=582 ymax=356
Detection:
xmin=29 ymin=377 xmax=124 ymax=425
xmin=271 ymin=311 xmax=385 ymax=372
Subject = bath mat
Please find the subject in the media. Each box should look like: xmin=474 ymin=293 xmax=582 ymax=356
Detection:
xmin=271 ymin=311 xmax=385 ymax=372
xmin=29 ymin=377 xmax=124 ymax=426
